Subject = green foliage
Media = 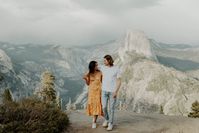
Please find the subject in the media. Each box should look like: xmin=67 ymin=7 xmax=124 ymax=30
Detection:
xmin=160 ymin=105 xmax=164 ymax=114
xmin=0 ymin=97 xmax=69 ymax=133
xmin=2 ymin=88 xmax=13 ymax=103
xmin=40 ymin=71 xmax=56 ymax=104
xmin=188 ymin=100 xmax=199 ymax=118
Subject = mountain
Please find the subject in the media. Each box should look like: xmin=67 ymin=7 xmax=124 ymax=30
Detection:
xmin=151 ymin=39 xmax=199 ymax=71
xmin=186 ymin=69 xmax=199 ymax=80
xmin=0 ymin=49 xmax=13 ymax=72
xmin=117 ymin=31 xmax=199 ymax=115
xmin=0 ymin=43 xmax=85 ymax=105
xmin=118 ymin=31 xmax=157 ymax=61
xmin=118 ymin=53 xmax=199 ymax=115
xmin=0 ymin=48 xmax=27 ymax=100
xmin=74 ymin=31 xmax=199 ymax=116
xmin=0 ymin=31 xmax=199 ymax=114
xmin=0 ymin=41 xmax=120 ymax=106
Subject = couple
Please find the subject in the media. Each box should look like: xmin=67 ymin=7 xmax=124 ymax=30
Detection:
xmin=83 ymin=55 xmax=121 ymax=131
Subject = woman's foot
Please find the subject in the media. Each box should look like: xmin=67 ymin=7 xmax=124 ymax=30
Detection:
xmin=92 ymin=123 xmax=97 ymax=129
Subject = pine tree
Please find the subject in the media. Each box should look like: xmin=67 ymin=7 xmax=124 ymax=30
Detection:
xmin=40 ymin=71 xmax=56 ymax=104
xmin=160 ymin=105 xmax=164 ymax=114
xmin=2 ymin=88 xmax=13 ymax=102
xmin=188 ymin=100 xmax=199 ymax=118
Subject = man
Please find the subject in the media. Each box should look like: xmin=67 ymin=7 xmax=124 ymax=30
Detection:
xmin=100 ymin=55 xmax=122 ymax=131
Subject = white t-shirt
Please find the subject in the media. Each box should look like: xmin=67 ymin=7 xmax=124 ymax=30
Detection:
xmin=100 ymin=65 xmax=121 ymax=92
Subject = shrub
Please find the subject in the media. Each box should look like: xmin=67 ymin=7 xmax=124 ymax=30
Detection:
xmin=188 ymin=100 xmax=199 ymax=118
xmin=0 ymin=97 xmax=69 ymax=133
xmin=1 ymin=88 xmax=13 ymax=103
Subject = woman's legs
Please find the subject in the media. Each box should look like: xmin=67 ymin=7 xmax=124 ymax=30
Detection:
xmin=92 ymin=115 xmax=98 ymax=128
xmin=93 ymin=115 xmax=98 ymax=123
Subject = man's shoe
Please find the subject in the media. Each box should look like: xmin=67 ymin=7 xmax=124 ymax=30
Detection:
xmin=107 ymin=123 xmax=113 ymax=131
xmin=102 ymin=120 xmax=108 ymax=127
xmin=92 ymin=123 xmax=97 ymax=129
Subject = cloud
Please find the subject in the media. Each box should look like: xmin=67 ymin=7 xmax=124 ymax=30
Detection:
xmin=74 ymin=0 xmax=161 ymax=10
xmin=0 ymin=0 xmax=70 ymax=21
xmin=0 ymin=0 xmax=121 ymax=45
xmin=0 ymin=0 xmax=198 ymax=46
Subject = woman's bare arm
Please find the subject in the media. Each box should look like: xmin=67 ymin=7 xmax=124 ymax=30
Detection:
xmin=83 ymin=72 xmax=90 ymax=85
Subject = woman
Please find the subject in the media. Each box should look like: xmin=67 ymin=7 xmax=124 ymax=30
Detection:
xmin=83 ymin=61 xmax=103 ymax=129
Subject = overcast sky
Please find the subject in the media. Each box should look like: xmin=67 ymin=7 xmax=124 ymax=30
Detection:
xmin=0 ymin=0 xmax=198 ymax=46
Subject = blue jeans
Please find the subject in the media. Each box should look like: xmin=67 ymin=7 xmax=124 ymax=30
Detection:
xmin=102 ymin=91 xmax=116 ymax=124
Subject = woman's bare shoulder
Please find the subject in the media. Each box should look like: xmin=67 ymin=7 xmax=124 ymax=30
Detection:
xmin=97 ymin=71 xmax=102 ymax=75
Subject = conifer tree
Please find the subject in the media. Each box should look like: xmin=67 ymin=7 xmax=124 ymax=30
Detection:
xmin=40 ymin=71 xmax=56 ymax=104
xmin=160 ymin=105 xmax=164 ymax=114
xmin=188 ymin=100 xmax=199 ymax=118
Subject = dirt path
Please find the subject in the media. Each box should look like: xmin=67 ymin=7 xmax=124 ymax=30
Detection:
xmin=67 ymin=110 xmax=199 ymax=133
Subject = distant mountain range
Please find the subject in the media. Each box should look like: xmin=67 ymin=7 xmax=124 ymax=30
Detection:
xmin=0 ymin=31 xmax=199 ymax=114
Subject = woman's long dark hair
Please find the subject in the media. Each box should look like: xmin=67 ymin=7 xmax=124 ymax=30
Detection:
xmin=89 ymin=61 xmax=97 ymax=74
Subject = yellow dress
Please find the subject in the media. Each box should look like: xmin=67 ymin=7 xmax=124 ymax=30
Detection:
xmin=86 ymin=72 xmax=103 ymax=116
